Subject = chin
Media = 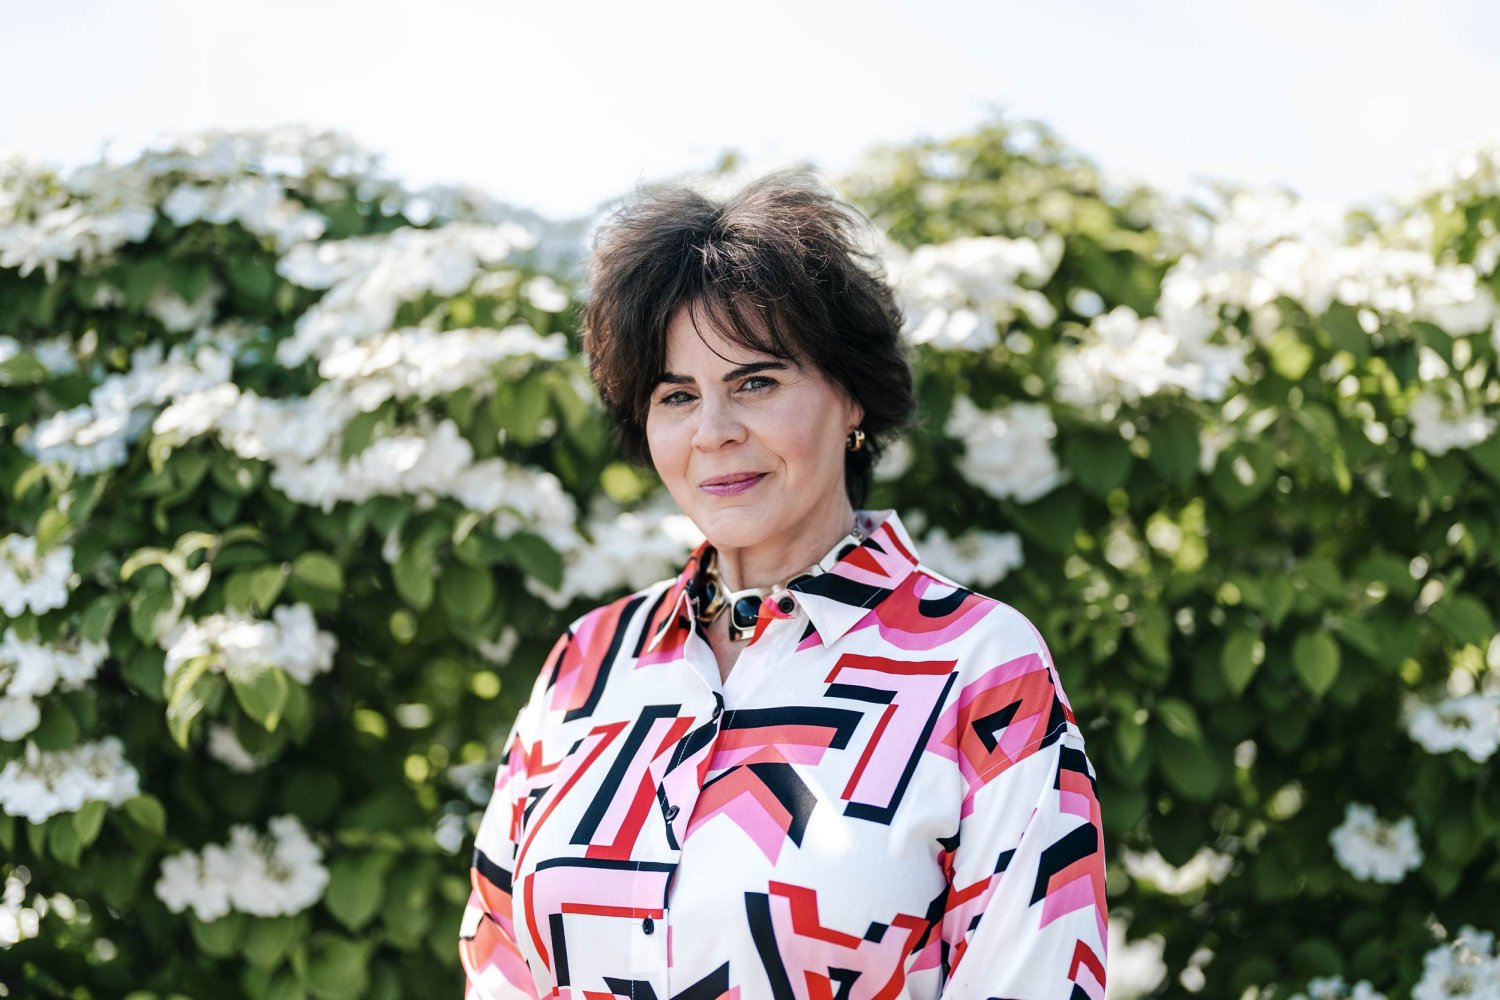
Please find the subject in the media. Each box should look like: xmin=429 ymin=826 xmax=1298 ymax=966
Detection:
xmin=692 ymin=503 xmax=772 ymax=550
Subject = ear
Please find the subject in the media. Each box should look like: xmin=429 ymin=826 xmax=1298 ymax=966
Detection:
xmin=848 ymin=396 xmax=865 ymax=431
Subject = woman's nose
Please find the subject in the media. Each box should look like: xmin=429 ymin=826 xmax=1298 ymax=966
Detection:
xmin=692 ymin=396 xmax=746 ymax=450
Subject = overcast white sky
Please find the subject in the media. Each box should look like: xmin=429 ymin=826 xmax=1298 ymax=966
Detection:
xmin=3 ymin=0 xmax=1497 ymax=219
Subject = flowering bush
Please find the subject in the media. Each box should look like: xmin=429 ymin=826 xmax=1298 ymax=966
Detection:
xmin=0 ymin=119 xmax=1496 ymax=998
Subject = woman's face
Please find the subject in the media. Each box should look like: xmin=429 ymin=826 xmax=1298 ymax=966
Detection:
xmin=645 ymin=303 xmax=863 ymax=552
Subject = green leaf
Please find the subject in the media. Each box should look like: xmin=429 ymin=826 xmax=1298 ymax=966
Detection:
xmin=1156 ymin=732 xmax=1223 ymax=801
xmin=1221 ymin=628 xmax=1264 ymax=697
xmin=1146 ymin=413 xmax=1200 ymax=488
xmin=243 ymin=914 xmax=307 ymax=970
xmin=502 ymin=532 xmax=563 ymax=590
xmin=493 ymin=377 xmax=551 ymax=445
xmin=188 ymin=911 xmax=244 ymax=959
xmin=73 ymin=800 xmax=108 ymax=848
xmin=49 ymin=816 xmax=83 ymax=867
xmin=1155 ymin=697 xmax=1204 ymax=743
xmin=122 ymin=794 xmax=167 ymax=836
xmin=1292 ymin=631 xmax=1341 ymax=698
xmin=440 ymin=562 xmax=496 ymax=623
xmin=227 ymin=256 xmax=276 ymax=302
xmin=232 ymin=668 xmax=292 ymax=732
xmin=1063 ymin=433 xmax=1133 ymax=496
xmin=1428 ymin=594 xmax=1495 ymax=648
xmin=30 ymin=700 xmax=81 ymax=751
xmin=1322 ymin=303 xmax=1371 ymax=360
xmin=393 ymin=544 xmax=436 ymax=612
xmin=1114 ymin=713 xmax=1145 ymax=764
xmin=291 ymin=552 xmax=344 ymax=594
xmin=304 ymin=935 xmax=372 ymax=1000
xmin=324 ymin=853 xmax=394 ymax=932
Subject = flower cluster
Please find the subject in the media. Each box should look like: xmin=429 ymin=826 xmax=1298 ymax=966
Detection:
xmin=0 ymin=535 xmax=76 ymax=618
xmin=160 ymin=602 xmax=336 ymax=686
xmin=0 ymin=737 xmax=140 ymax=824
xmin=885 ymin=233 xmax=1063 ymax=351
xmin=0 ymin=629 xmax=110 ymax=740
xmin=1054 ymin=302 xmax=1249 ymax=412
xmin=21 ymin=338 xmax=234 ymax=475
xmin=1406 ymin=386 xmax=1497 ymax=456
xmin=1412 ymin=925 xmax=1500 ymax=1000
xmin=0 ymin=869 xmax=40 ymax=949
xmin=273 ymin=222 xmax=539 ymax=365
xmin=1328 ymin=801 xmax=1424 ymax=883
xmin=1287 ymin=975 xmax=1388 ymax=1000
xmin=1402 ymin=689 xmax=1500 ymax=764
xmin=153 ymin=814 xmax=328 ymax=921
xmin=917 ymin=525 xmax=1025 ymax=590
xmin=944 ymin=396 xmax=1068 ymax=503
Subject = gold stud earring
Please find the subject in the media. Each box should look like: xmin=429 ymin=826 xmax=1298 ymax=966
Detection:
xmin=846 ymin=428 xmax=865 ymax=452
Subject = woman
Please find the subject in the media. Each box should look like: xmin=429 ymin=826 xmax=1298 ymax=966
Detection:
xmin=459 ymin=170 xmax=1108 ymax=999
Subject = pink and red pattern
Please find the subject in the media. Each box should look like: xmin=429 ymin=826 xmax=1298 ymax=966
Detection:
xmin=460 ymin=509 xmax=1107 ymax=1000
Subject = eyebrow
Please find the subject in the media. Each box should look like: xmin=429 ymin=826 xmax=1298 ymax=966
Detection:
xmin=654 ymin=360 xmax=789 ymax=388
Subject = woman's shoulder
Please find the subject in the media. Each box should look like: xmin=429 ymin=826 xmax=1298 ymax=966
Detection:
xmin=555 ymin=572 xmax=683 ymax=653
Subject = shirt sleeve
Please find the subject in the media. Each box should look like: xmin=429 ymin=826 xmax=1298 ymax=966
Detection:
xmin=458 ymin=629 xmax=570 ymax=1000
xmin=936 ymin=618 xmax=1109 ymax=1000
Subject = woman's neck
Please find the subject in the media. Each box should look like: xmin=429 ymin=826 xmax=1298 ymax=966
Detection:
xmin=712 ymin=500 xmax=860 ymax=595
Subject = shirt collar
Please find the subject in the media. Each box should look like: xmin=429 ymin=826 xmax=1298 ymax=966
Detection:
xmin=644 ymin=508 xmax=922 ymax=653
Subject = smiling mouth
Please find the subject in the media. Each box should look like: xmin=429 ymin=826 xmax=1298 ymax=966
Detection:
xmin=700 ymin=473 xmax=767 ymax=496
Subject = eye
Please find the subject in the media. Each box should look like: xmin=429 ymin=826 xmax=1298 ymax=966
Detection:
xmin=654 ymin=374 xmax=774 ymax=407
xmin=741 ymin=376 xmax=777 ymax=393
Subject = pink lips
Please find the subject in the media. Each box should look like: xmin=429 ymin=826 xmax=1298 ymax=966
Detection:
xmin=701 ymin=473 xmax=766 ymax=496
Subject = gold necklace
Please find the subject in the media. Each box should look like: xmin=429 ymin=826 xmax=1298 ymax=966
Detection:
xmin=691 ymin=518 xmax=865 ymax=642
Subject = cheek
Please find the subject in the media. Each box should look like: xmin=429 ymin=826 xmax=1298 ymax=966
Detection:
xmin=760 ymin=395 xmax=843 ymax=466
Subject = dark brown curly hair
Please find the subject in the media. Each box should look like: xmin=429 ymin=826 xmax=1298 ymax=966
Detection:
xmin=578 ymin=167 xmax=916 ymax=508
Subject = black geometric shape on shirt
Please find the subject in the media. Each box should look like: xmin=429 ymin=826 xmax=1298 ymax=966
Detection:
xmin=551 ymin=911 xmax=571 ymax=987
xmin=827 ymin=967 xmax=860 ymax=1000
xmin=564 ymin=592 xmax=648 ymax=722
xmin=862 ymin=921 xmax=887 ymax=942
xmin=828 ymin=669 xmax=956 ymax=826
xmin=669 ymin=963 xmax=732 ymax=1000
xmin=916 ymin=584 xmax=972 ymax=618
xmin=746 ymin=891 xmax=797 ymax=1000
xmin=471 ymin=846 xmax=513 ymax=895
xmin=970 ymin=702 xmax=1022 ymax=754
xmin=788 ymin=570 xmax=889 ymax=611
xmin=604 ymin=979 xmax=658 ymax=1000
xmin=1030 ymin=822 xmax=1101 ymax=906
xmin=571 ymin=703 xmax=684 ymax=845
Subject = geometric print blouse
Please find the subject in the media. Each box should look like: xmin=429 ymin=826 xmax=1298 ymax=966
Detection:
xmin=459 ymin=508 xmax=1108 ymax=1000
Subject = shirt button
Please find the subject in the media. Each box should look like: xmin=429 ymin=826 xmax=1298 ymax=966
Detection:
xmin=641 ymin=916 xmax=655 ymax=934
xmin=664 ymin=805 xmax=680 ymax=821
xmin=777 ymin=596 xmax=795 ymax=614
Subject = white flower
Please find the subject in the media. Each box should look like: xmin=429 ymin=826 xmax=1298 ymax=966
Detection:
xmin=0 ymin=629 xmax=110 ymax=741
xmin=0 ymin=535 xmax=76 ymax=618
xmin=1329 ymin=802 xmax=1424 ymax=883
xmin=160 ymin=602 xmax=335 ymax=687
xmin=1407 ymin=386 xmax=1495 ymax=455
xmin=1287 ymin=975 xmax=1389 ymax=1000
xmin=944 ymin=396 xmax=1067 ymax=503
xmin=521 ymin=274 xmax=569 ymax=312
xmin=1413 ymin=924 xmax=1500 ymax=1000
xmin=887 ymin=233 xmax=1063 ymax=351
xmin=1403 ymin=691 xmax=1500 ymax=763
xmin=918 ymin=526 xmax=1024 ymax=590
xmin=0 ymin=870 xmax=42 ymax=949
xmin=1055 ymin=303 xmax=1248 ymax=411
xmin=153 ymin=814 xmax=327 ymax=921
xmin=0 ymin=737 xmax=141 ymax=824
